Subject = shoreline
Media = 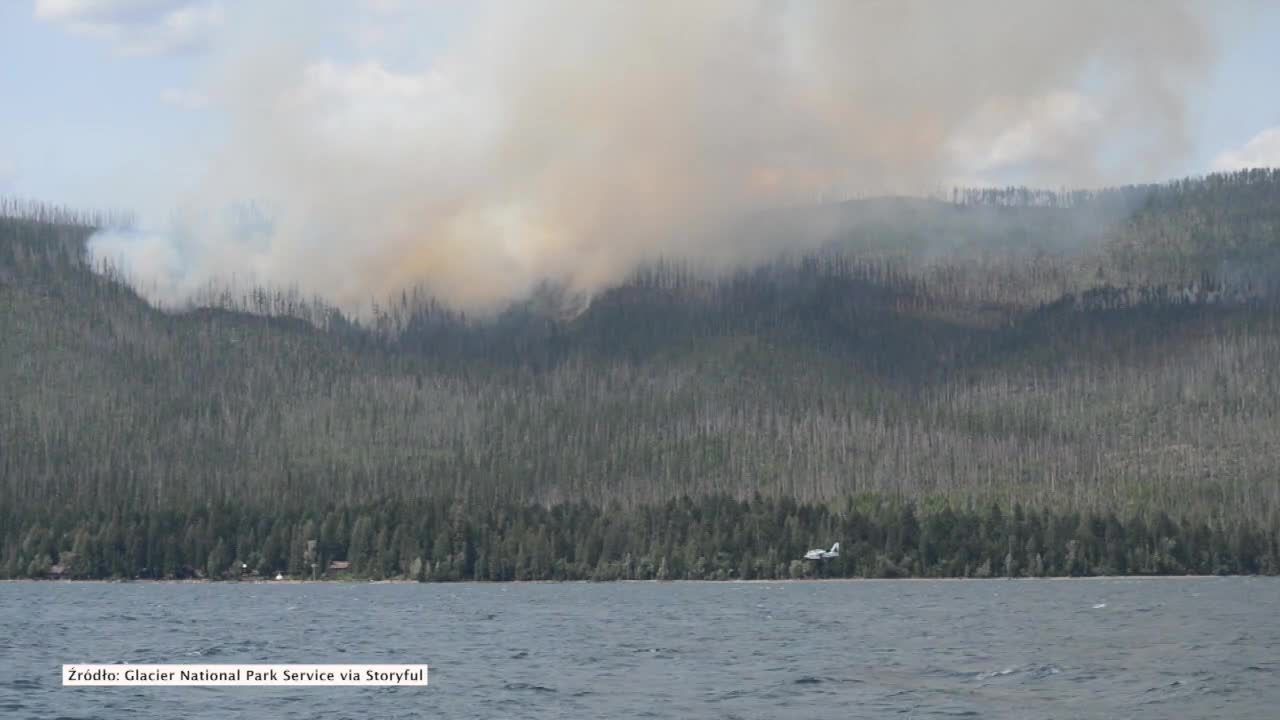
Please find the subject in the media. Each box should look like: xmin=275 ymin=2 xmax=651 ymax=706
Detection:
xmin=0 ymin=574 xmax=1258 ymax=585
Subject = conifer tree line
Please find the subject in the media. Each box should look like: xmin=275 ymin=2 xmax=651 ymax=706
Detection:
xmin=0 ymin=196 xmax=135 ymax=231
xmin=3 ymin=170 xmax=1280 ymax=579
xmin=3 ymin=495 xmax=1277 ymax=580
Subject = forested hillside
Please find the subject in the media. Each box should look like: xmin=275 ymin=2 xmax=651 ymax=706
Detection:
xmin=3 ymin=171 xmax=1280 ymax=579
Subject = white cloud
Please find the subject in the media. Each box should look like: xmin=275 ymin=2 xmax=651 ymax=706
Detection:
xmin=1213 ymin=127 xmax=1280 ymax=171
xmin=945 ymin=91 xmax=1106 ymax=186
xmin=161 ymin=87 xmax=209 ymax=110
xmin=35 ymin=0 xmax=176 ymax=23
xmin=35 ymin=0 xmax=223 ymax=56
xmin=282 ymin=60 xmax=492 ymax=158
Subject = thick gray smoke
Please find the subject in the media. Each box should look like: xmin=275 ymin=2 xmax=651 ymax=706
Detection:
xmin=90 ymin=0 xmax=1214 ymax=311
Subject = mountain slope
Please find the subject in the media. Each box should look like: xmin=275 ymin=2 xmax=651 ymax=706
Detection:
xmin=2 ymin=172 xmax=1280 ymax=526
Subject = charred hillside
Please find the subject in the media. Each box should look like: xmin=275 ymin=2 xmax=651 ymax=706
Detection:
xmin=3 ymin=172 xmax=1280 ymax=533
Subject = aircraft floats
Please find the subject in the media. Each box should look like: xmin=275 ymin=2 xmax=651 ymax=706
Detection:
xmin=803 ymin=542 xmax=840 ymax=561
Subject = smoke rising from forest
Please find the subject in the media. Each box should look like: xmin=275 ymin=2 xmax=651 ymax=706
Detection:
xmin=90 ymin=1 xmax=1214 ymax=312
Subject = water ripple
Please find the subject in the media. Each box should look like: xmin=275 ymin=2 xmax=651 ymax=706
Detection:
xmin=1 ymin=578 xmax=1276 ymax=718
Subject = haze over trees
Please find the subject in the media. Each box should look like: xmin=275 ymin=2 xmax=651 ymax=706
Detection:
xmin=3 ymin=170 xmax=1280 ymax=579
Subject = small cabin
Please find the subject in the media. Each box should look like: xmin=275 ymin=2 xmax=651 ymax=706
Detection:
xmin=48 ymin=564 xmax=68 ymax=580
xmin=326 ymin=560 xmax=351 ymax=578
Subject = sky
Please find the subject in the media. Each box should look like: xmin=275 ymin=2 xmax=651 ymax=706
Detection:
xmin=0 ymin=1 xmax=473 ymax=217
xmin=2 ymin=1 xmax=1280 ymax=309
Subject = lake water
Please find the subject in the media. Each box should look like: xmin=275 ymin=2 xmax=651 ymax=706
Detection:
xmin=1 ymin=578 xmax=1277 ymax=719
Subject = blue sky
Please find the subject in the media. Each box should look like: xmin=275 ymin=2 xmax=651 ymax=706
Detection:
xmin=0 ymin=1 xmax=472 ymax=216
xmin=0 ymin=4 xmax=214 ymax=214
xmin=1194 ymin=3 xmax=1280 ymax=169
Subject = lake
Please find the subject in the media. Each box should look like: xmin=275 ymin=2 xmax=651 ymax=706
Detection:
xmin=1 ymin=578 xmax=1277 ymax=719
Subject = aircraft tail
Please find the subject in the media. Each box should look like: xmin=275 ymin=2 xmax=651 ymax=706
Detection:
xmin=830 ymin=542 xmax=840 ymax=554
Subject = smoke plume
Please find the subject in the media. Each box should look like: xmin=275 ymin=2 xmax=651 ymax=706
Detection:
xmin=91 ymin=0 xmax=1214 ymax=312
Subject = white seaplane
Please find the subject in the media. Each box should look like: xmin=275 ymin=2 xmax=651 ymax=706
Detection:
xmin=803 ymin=542 xmax=840 ymax=561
